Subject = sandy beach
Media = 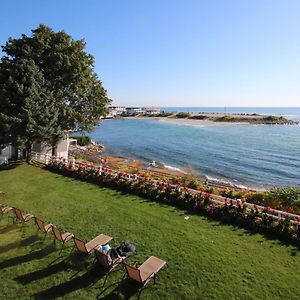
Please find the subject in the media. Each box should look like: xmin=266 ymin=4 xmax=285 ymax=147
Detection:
xmin=153 ymin=117 xmax=249 ymax=126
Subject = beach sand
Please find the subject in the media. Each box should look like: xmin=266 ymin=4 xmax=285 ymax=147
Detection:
xmin=154 ymin=117 xmax=249 ymax=126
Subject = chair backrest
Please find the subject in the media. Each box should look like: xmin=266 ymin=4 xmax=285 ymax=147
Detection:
xmin=125 ymin=264 xmax=142 ymax=282
xmin=35 ymin=218 xmax=46 ymax=232
xmin=52 ymin=226 xmax=63 ymax=241
xmin=14 ymin=208 xmax=24 ymax=221
xmin=74 ymin=238 xmax=88 ymax=253
xmin=95 ymin=249 xmax=111 ymax=268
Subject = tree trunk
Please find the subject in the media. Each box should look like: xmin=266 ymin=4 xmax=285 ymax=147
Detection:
xmin=26 ymin=143 xmax=33 ymax=162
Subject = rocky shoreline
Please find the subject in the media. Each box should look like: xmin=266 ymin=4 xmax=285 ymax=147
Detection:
xmin=69 ymin=140 xmax=105 ymax=163
xmin=68 ymin=140 xmax=256 ymax=191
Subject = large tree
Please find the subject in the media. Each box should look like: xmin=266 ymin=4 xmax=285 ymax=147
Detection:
xmin=0 ymin=24 xmax=110 ymax=154
xmin=0 ymin=58 xmax=62 ymax=160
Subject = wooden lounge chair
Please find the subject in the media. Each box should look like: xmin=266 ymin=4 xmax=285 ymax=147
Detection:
xmin=124 ymin=256 xmax=167 ymax=286
xmin=14 ymin=208 xmax=34 ymax=223
xmin=35 ymin=217 xmax=53 ymax=239
xmin=0 ymin=204 xmax=14 ymax=222
xmin=52 ymin=226 xmax=74 ymax=253
xmin=0 ymin=204 xmax=13 ymax=214
xmin=94 ymin=248 xmax=125 ymax=286
xmin=95 ymin=248 xmax=124 ymax=271
xmin=73 ymin=234 xmax=113 ymax=254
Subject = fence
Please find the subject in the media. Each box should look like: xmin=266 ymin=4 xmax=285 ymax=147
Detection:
xmin=32 ymin=152 xmax=300 ymax=223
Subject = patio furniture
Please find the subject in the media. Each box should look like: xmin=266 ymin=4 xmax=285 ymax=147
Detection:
xmin=0 ymin=204 xmax=14 ymax=222
xmin=52 ymin=226 xmax=74 ymax=253
xmin=94 ymin=247 xmax=125 ymax=286
xmin=124 ymin=256 xmax=167 ymax=286
xmin=35 ymin=217 xmax=53 ymax=239
xmin=14 ymin=208 xmax=34 ymax=223
xmin=0 ymin=204 xmax=13 ymax=214
xmin=73 ymin=234 xmax=113 ymax=254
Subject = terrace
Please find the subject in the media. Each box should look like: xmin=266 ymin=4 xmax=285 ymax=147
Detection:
xmin=0 ymin=163 xmax=300 ymax=299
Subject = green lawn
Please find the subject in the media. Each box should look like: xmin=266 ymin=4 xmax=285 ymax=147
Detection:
xmin=0 ymin=163 xmax=299 ymax=299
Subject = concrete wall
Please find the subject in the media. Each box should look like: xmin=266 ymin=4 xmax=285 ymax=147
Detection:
xmin=0 ymin=145 xmax=16 ymax=160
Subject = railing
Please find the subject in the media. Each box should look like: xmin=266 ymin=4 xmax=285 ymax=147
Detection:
xmin=33 ymin=153 xmax=300 ymax=223
xmin=31 ymin=152 xmax=51 ymax=164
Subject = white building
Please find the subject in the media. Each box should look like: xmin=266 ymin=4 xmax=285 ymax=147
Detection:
xmin=145 ymin=107 xmax=161 ymax=115
xmin=125 ymin=107 xmax=146 ymax=115
xmin=0 ymin=135 xmax=72 ymax=161
xmin=0 ymin=145 xmax=16 ymax=162
xmin=107 ymin=106 xmax=126 ymax=118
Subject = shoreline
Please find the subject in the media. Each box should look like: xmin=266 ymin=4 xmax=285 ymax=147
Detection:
xmin=122 ymin=112 xmax=299 ymax=126
xmin=71 ymin=143 xmax=265 ymax=191
xmin=126 ymin=116 xmax=254 ymax=126
xmin=153 ymin=117 xmax=249 ymax=126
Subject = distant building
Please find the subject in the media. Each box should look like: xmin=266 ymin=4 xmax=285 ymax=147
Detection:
xmin=107 ymin=106 xmax=126 ymax=118
xmin=145 ymin=107 xmax=161 ymax=115
xmin=125 ymin=107 xmax=146 ymax=115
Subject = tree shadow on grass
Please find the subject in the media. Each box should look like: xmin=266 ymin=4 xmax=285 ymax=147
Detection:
xmin=98 ymin=278 xmax=148 ymax=300
xmin=0 ymin=223 xmax=18 ymax=234
xmin=33 ymin=265 xmax=106 ymax=299
xmin=0 ymin=161 xmax=22 ymax=172
xmin=209 ymin=218 xmax=300 ymax=255
xmin=15 ymin=260 xmax=71 ymax=284
xmin=0 ymin=235 xmax=40 ymax=254
xmin=0 ymin=244 xmax=56 ymax=269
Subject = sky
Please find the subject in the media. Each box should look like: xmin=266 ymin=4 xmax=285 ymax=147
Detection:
xmin=0 ymin=0 xmax=299 ymax=107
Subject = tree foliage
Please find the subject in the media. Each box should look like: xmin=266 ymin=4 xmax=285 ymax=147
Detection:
xmin=0 ymin=24 xmax=110 ymax=151
xmin=0 ymin=58 xmax=62 ymax=154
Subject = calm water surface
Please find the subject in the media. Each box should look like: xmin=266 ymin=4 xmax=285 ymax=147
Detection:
xmin=89 ymin=108 xmax=300 ymax=189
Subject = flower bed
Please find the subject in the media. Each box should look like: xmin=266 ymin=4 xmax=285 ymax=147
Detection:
xmin=46 ymin=157 xmax=300 ymax=245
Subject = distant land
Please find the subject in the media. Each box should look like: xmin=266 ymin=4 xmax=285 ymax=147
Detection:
xmin=107 ymin=106 xmax=299 ymax=125
xmin=135 ymin=112 xmax=299 ymax=125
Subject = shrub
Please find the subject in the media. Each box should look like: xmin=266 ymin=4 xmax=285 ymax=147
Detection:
xmin=46 ymin=158 xmax=300 ymax=246
xmin=176 ymin=112 xmax=190 ymax=118
xmin=189 ymin=115 xmax=208 ymax=120
xmin=72 ymin=135 xmax=91 ymax=146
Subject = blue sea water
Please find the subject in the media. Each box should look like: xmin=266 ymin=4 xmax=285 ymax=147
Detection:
xmin=89 ymin=108 xmax=300 ymax=189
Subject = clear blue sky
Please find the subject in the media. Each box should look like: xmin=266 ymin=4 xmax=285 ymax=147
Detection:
xmin=1 ymin=0 xmax=299 ymax=107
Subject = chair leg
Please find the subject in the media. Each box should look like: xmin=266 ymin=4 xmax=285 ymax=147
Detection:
xmin=42 ymin=232 xmax=47 ymax=242
xmin=69 ymin=244 xmax=75 ymax=255
xmin=59 ymin=242 xmax=65 ymax=254
xmin=102 ymin=273 xmax=109 ymax=288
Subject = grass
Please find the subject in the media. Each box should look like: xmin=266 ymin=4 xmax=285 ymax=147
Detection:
xmin=0 ymin=163 xmax=300 ymax=299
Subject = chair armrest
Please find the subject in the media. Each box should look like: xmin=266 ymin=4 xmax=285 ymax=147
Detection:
xmin=133 ymin=261 xmax=140 ymax=268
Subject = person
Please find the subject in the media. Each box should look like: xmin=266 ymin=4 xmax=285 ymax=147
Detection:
xmin=110 ymin=241 xmax=136 ymax=260
xmin=148 ymin=160 xmax=155 ymax=167
xmin=101 ymin=244 xmax=111 ymax=253
xmin=204 ymin=178 xmax=209 ymax=186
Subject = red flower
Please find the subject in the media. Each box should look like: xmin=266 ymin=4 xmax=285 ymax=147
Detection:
xmin=254 ymin=204 xmax=259 ymax=212
xmin=287 ymin=207 xmax=294 ymax=213
xmin=293 ymin=216 xmax=300 ymax=222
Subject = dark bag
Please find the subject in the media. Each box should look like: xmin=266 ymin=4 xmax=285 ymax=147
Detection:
xmin=110 ymin=241 xmax=136 ymax=259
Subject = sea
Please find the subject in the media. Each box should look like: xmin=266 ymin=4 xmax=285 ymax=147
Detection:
xmin=89 ymin=107 xmax=300 ymax=189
